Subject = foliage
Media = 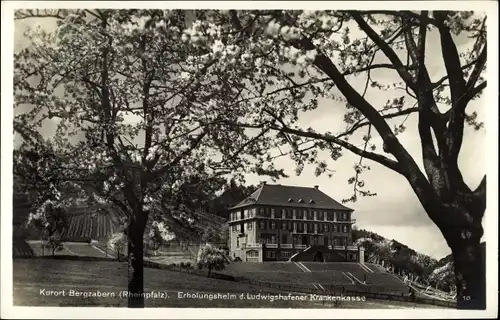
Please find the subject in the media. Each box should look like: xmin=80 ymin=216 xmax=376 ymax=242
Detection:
xmin=26 ymin=199 xmax=68 ymax=241
xmin=207 ymin=179 xmax=259 ymax=218
xmin=106 ymin=232 xmax=127 ymax=260
xmin=196 ymin=244 xmax=227 ymax=276
xmin=353 ymin=228 xmax=458 ymax=289
xmin=145 ymin=220 xmax=176 ymax=254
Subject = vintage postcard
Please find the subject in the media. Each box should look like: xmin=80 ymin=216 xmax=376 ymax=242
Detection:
xmin=1 ymin=1 xmax=498 ymax=319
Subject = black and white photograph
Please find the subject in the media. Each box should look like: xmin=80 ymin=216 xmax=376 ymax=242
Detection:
xmin=1 ymin=1 xmax=498 ymax=318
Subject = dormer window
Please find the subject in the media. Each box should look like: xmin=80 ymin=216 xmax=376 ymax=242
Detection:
xmin=288 ymin=198 xmax=294 ymax=203
xmin=298 ymin=198 xmax=304 ymax=203
xmin=309 ymin=199 xmax=315 ymax=204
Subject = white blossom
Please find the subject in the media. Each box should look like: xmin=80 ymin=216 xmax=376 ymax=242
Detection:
xmin=265 ymin=20 xmax=281 ymax=38
xmin=211 ymin=40 xmax=224 ymax=54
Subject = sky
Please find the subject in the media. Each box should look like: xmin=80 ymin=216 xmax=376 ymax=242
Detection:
xmin=11 ymin=10 xmax=488 ymax=260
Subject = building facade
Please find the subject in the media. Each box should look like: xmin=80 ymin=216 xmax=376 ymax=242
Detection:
xmin=228 ymin=183 xmax=358 ymax=262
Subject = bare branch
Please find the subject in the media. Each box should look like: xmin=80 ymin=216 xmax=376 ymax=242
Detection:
xmin=434 ymin=11 xmax=468 ymax=106
xmin=337 ymin=107 xmax=419 ymax=139
xmin=466 ymin=45 xmax=487 ymax=89
xmin=351 ymin=11 xmax=416 ymax=91
xmin=153 ymin=130 xmax=208 ymax=179
xmin=225 ymin=120 xmax=402 ymax=173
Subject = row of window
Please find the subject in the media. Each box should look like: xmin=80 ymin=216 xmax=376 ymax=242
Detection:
xmin=230 ymin=207 xmax=350 ymax=221
xmin=231 ymin=221 xmax=350 ymax=233
xmin=235 ymin=236 xmax=348 ymax=248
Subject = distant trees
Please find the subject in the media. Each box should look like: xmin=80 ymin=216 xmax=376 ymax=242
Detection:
xmin=196 ymin=244 xmax=227 ymax=277
xmin=353 ymin=228 xmax=442 ymax=286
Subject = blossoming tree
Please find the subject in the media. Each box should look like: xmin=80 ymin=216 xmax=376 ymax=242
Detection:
xmin=176 ymin=10 xmax=487 ymax=309
xmin=14 ymin=9 xmax=284 ymax=308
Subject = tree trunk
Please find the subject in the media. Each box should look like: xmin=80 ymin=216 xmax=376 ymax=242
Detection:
xmin=438 ymin=204 xmax=486 ymax=310
xmin=127 ymin=213 xmax=147 ymax=308
xmin=449 ymin=238 xmax=486 ymax=309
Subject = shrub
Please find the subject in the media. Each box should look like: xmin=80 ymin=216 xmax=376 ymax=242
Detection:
xmin=196 ymin=244 xmax=227 ymax=276
xmin=106 ymin=232 xmax=127 ymax=261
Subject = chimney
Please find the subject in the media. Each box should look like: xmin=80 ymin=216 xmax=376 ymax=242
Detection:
xmin=314 ymin=185 xmax=319 ymax=189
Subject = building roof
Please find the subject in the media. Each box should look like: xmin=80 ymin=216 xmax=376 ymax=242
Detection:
xmin=229 ymin=184 xmax=353 ymax=211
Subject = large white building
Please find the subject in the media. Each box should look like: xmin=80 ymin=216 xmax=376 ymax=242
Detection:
xmin=227 ymin=183 xmax=360 ymax=262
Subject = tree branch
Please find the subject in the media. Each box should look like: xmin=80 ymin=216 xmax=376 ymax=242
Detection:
xmin=152 ymin=130 xmax=208 ymax=179
xmin=337 ymin=107 xmax=419 ymax=139
xmin=466 ymin=45 xmax=487 ymax=89
xmin=434 ymin=11 xmax=467 ymax=106
xmin=227 ymin=121 xmax=402 ymax=173
xmin=351 ymin=11 xmax=416 ymax=91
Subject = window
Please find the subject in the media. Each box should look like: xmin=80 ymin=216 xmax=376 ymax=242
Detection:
xmin=288 ymin=198 xmax=294 ymax=203
xmin=333 ymin=224 xmax=338 ymax=232
xmin=314 ymin=236 xmax=319 ymax=245
xmin=282 ymin=234 xmax=287 ymax=244
xmin=314 ymin=223 xmax=318 ymax=234
xmin=281 ymin=251 xmax=292 ymax=259
xmin=323 ymin=211 xmax=328 ymax=221
xmin=276 ymin=209 xmax=285 ymax=219
xmin=271 ymin=221 xmax=276 ymax=230
xmin=281 ymin=221 xmax=287 ymax=230
xmin=247 ymin=222 xmax=253 ymax=230
xmin=293 ymin=209 xmax=297 ymax=219
xmin=295 ymin=210 xmax=301 ymax=219
xmin=318 ymin=211 xmax=323 ymax=220
xmin=247 ymin=250 xmax=259 ymax=258
xmin=293 ymin=222 xmax=297 ymax=232
xmin=324 ymin=236 xmax=329 ymax=246
xmin=309 ymin=199 xmax=315 ymax=204
xmin=260 ymin=208 xmax=265 ymax=216
xmin=287 ymin=209 xmax=292 ymax=219
xmin=259 ymin=220 xmax=266 ymax=229
xmin=330 ymin=211 xmax=334 ymax=221
xmin=280 ymin=209 xmax=286 ymax=219
xmin=266 ymin=251 xmax=276 ymax=258
xmin=298 ymin=198 xmax=304 ymax=203
xmin=232 ymin=225 xmax=238 ymax=232
xmin=236 ymin=238 xmax=240 ymax=247
xmin=323 ymin=224 xmax=329 ymax=232
xmin=313 ymin=211 xmax=317 ymax=220
xmin=270 ymin=235 xmax=276 ymax=244
xmin=243 ymin=209 xmax=248 ymax=219
xmin=343 ymin=225 xmax=348 ymax=233
xmin=308 ymin=210 xmax=313 ymax=220
xmin=289 ymin=221 xmax=294 ymax=231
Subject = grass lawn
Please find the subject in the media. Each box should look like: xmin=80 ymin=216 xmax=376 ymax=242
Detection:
xmin=12 ymin=259 xmax=445 ymax=309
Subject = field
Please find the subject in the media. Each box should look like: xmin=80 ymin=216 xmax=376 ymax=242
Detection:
xmin=12 ymin=259 xmax=443 ymax=308
xmin=221 ymin=262 xmax=410 ymax=295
